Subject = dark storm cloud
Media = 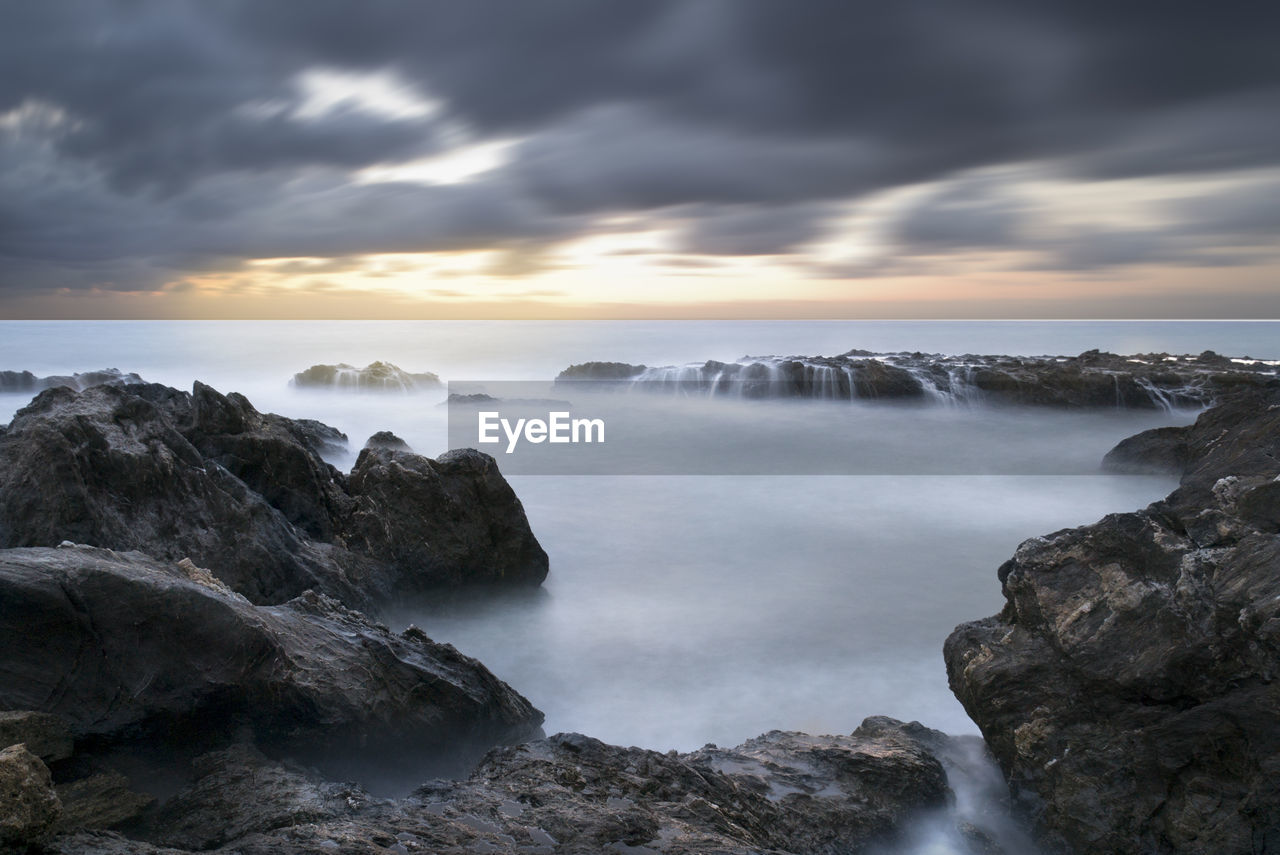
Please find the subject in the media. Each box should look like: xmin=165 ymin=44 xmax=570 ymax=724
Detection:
xmin=1 ymin=0 xmax=1278 ymax=294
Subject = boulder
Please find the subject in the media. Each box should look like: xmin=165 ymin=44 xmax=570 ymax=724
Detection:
xmin=946 ymin=389 xmax=1280 ymax=853
xmin=346 ymin=447 xmax=549 ymax=589
xmin=0 ymin=547 xmax=544 ymax=784
xmin=0 ymin=382 xmax=547 ymax=608
xmin=0 ymin=744 xmax=62 ymax=849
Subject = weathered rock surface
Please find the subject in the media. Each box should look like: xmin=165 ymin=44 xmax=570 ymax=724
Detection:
xmin=0 ymin=547 xmax=544 ymax=782
xmin=48 ymin=718 xmax=1004 ymax=855
xmin=0 ymin=368 xmax=144 ymax=394
xmin=558 ymin=350 xmax=1278 ymax=408
xmin=0 ymin=743 xmax=62 ymax=849
xmin=946 ymin=389 xmax=1280 ymax=853
xmin=0 ymin=382 xmax=547 ymax=607
xmin=291 ymin=362 xmax=441 ymax=392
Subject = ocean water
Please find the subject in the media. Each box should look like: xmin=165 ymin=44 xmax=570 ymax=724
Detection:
xmin=2 ymin=320 xmax=1273 ymax=851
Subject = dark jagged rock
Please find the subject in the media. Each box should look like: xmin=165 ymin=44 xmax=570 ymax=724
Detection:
xmin=0 ymin=710 xmax=74 ymax=764
xmin=558 ymin=350 xmax=1279 ymax=408
xmin=1101 ymin=425 xmax=1190 ymax=474
xmin=946 ymin=389 xmax=1280 ymax=853
xmin=291 ymin=362 xmax=441 ymax=392
xmin=0 ymin=744 xmax=62 ymax=849
xmin=346 ymin=447 xmax=549 ymax=589
xmin=0 ymin=547 xmax=544 ymax=786
xmin=0 ymin=382 xmax=547 ymax=608
xmin=50 ymin=718 xmax=995 ymax=855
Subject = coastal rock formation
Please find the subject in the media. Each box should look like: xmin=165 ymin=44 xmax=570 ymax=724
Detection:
xmin=291 ymin=362 xmax=441 ymax=392
xmin=0 ymin=368 xmax=145 ymax=394
xmin=0 ymin=382 xmax=548 ymax=608
xmin=557 ymin=350 xmax=1278 ymax=408
xmin=945 ymin=388 xmax=1280 ymax=853
xmin=0 ymin=546 xmax=544 ymax=783
xmin=48 ymin=718 xmax=1000 ymax=855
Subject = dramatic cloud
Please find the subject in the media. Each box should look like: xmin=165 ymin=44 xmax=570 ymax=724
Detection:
xmin=0 ymin=0 xmax=1278 ymax=310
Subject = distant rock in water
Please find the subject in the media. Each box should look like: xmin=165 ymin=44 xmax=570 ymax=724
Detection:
xmin=0 ymin=382 xmax=548 ymax=609
xmin=291 ymin=361 xmax=441 ymax=392
xmin=557 ymin=349 xmax=1279 ymax=409
xmin=0 ymin=367 xmax=144 ymax=393
xmin=945 ymin=388 xmax=1280 ymax=853
xmin=0 ymin=546 xmax=543 ymax=786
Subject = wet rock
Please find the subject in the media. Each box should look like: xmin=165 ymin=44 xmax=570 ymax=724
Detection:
xmin=56 ymin=773 xmax=152 ymax=832
xmin=0 ymin=743 xmax=62 ymax=849
xmin=0 ymin=382 xmax=547 ymax=608
xmin=0 ymin=547 xmax=544 ymax=783
xmin=946 ymin=388 xmax=1280 ymax=853
xmin=0 ymin=368 xmax=145 ymax=394
xmin=1101 ymin=425 xmax=1190 ymax=474
xmin=0 ymin=710 xmax=73 ymax=763
xmin=291 ymin=362 xmax=441 ymax=392
xmin=558 ymin=350 xmax=1278 ymax=408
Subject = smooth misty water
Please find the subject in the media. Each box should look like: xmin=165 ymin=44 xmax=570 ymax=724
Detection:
xmin=2 ymin=320 xmax=1272 ymax=852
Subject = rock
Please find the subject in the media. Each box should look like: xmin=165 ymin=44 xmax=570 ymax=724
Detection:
xmin=145 ymin=745 xmax=363 ymax=850
xmin=0 ymin=744 xmax=62 ymax=849
xmin=946 ymin=388 xmax=1280 ymax=853
xmin=291 ymin=362 xmax=441 ymax=392
xmin=0 ymin=368 xmax=144 ymax=394
xmin=556 ymin=361 xmax=647 ymax=382
xmin=346 ymin=447 xmax=549 ymax=589
xmin=0 ymin=382 xmax=548 ymax=608
xmin=557 ymin=351 xmax=1278 ymax=407
xmin=56 ymin=773 xmax=152 ymax=832
xmin=53 ymin=719 xmax=989 ymax=855
xmin=363 ymin=430 xmax=410 ymax=451
xmin=0 ymin=547 xmax=544 ymax=784
xmin=1101 ymin=425 xmax=1190 ymax=474
xmin=0 ymin=710 xmax=73 ymax=763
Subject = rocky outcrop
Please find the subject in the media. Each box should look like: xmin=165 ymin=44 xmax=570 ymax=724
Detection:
xmin=0 ymin=547 xmax=544 ymax=785
xmin=557 ymin=350 xmax=1278 ymax=408
xmin=346 ymin=447 xmax=550 ymax=589
xmin=46 ymin=718 xmax=1006 ymax=855
xmin=0 ymin=744 xmax=62 ymax=849
xmin=0 ymin=382 xmax=548 ymax=608
xmin=945 ymin=389 xmax=1280 ymax=853
xmin=0 ymin=368 xmax=144 ymax=394
xmin=291 ymin=362 xmax=441 ymax=392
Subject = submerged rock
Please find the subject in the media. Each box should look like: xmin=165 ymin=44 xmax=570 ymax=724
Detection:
xmin=0 ymin=382 xmax=548 ymax=608
xmin=291 ymin=362 xmax=441 ymax=392
xmin=945 ymin=389 xmax=1280 ymax=853
xmin=0 ymin=547 xmax=544 ymax=784
xmin=48 ymin=718 xmax=998 ymax=855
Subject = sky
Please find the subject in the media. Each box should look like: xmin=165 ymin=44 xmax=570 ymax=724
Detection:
xmin=1 ymin=1 xmax=1278 ymax=319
